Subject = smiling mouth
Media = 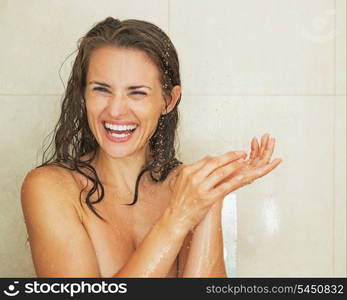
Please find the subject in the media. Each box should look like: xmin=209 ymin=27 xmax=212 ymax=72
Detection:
xmin=103 ymin=122 xmax=138 ymax=138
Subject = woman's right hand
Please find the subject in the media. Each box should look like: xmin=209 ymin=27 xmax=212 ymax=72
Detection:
xmin=167 ymin=151 xmax=248 ymax=233
xmin=167 ymin=134 xmax=282 ymax=233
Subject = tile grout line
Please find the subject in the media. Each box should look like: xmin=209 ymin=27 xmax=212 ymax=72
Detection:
xmin=332 ymin=0 xmax=336 ymax=277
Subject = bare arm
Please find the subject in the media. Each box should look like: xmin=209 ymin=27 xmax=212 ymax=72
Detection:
xmin=181 ymin=198 xmax=227 ymax=277
xmin=179 ymin=134 xmax=282 ymax=277
xmin=114 ymin=207 xmax=187 ymax=277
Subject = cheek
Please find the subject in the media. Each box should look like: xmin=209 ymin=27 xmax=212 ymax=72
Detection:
xmin=137 ymin=105 xmax=162 ymax=127
xmin=86 ymin=98 xmax=106 ymax=117
xmin=85 ymin=101 xmax=103 ymax=132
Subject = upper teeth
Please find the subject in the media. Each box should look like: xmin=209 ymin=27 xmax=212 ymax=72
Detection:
xmin=105 ymin=122 xmax=138 ymax=131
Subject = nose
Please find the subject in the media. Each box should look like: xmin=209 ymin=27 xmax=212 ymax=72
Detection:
xmin=107 ymin=93 xmax=129 ymax=117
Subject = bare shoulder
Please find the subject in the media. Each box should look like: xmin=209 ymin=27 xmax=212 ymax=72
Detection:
xmin=21 ymin=165 xmax=82 ymax=220
xmin=23 ymin=164 xmax=72 ymax=182
xmin=22 ymin=165 xmax=79 ymax=198
xmin=20 ymin=164 xmax=101 ymax=277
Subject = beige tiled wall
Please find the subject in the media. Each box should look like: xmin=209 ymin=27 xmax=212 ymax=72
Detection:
xmin=0 ymin=0 xmax=345 ymax=277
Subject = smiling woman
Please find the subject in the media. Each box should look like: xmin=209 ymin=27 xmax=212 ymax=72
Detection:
xmin=84 ymin=46 xmax=178 ymax=165
xmin=20 ymin=17 xmax=282 ymax=278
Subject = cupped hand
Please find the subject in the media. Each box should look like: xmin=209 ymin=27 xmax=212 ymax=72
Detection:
xmin=167 ymin=133 xmax=282 ymax=232
xmin=214 ymin=133 xmax=282 ymax=190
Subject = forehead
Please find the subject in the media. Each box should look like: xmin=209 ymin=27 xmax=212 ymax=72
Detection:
xmin=87 ymin=46 xmax=160 ymax=84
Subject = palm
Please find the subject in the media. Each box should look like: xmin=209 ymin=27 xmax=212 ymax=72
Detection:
xmin=232 ymin=134 xmax=282 ymax=186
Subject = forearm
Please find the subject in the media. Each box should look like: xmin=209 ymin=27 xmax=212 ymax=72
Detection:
xmin=113 ymin=208 xmax=187 ymax=278
xmin=182 ymin=199 xmax=227 ymax=277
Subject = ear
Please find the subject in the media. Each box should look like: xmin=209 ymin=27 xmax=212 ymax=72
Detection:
xmin=161 ymin=85 xmax=181 ymax=115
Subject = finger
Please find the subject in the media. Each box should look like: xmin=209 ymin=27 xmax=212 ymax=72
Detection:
xmin=182 ymin=153 xmax=220 ymax=173
xmin=193 ymin=151 xmax=247 ymax=181
xmin=249 ymin=157 xmax=283 ymax=182
xmin=204 ymin=159 xmax=247 ymax=191
xmin=177 ymin=158 xmax=205 ymax=176
xmin=211 ymin=157 xmax=282 ymax=198
xmin=255 ymin=157 xmax=283 ymax=179
xmin=209 ymin=172 xmax=246 ymax=199
xmin=179 ymin=151 xmax=246 ymax=181
xmin=249 ymin=137 xmax=259 ymax=160
xmin=259 ymin=133 xmax=270 ymax=157
xmin=260 ymin=137 xmax=276 ymax=165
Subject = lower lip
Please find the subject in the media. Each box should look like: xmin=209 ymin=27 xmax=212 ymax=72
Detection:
xmin=104 ymin=126 xmax=138 ymax=143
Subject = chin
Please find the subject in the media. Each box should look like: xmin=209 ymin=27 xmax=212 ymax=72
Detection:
xmin=102 ymin=146 xmax=136 ymax=158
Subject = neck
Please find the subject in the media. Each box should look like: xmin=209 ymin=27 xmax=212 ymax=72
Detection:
xmin=92 ymin=145 xmax=153 ymax=194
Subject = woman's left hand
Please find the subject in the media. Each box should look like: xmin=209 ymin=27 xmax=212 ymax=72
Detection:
xmin=217 ymin=133 xmax=282 ymax=189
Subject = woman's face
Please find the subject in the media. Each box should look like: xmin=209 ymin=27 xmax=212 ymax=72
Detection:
xmin=84 ymin=45 xmax=167 ymax=158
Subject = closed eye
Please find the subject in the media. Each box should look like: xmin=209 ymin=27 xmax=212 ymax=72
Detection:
xmin=93 ymin=87 xmax=110 ymax=93
xmin=93 ymin=87 xmax=146 ymax=95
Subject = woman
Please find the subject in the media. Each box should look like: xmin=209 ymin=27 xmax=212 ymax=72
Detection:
xmin=21 ymin=17 xmax=282 ymax=278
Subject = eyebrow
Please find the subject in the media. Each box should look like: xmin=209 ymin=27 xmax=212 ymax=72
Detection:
xmin=88 ymin=81 xmax=152 ymax=90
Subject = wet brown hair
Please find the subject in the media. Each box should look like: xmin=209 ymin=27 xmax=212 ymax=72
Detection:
xmin=39 ymin=17 xmax=183 ymax=221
